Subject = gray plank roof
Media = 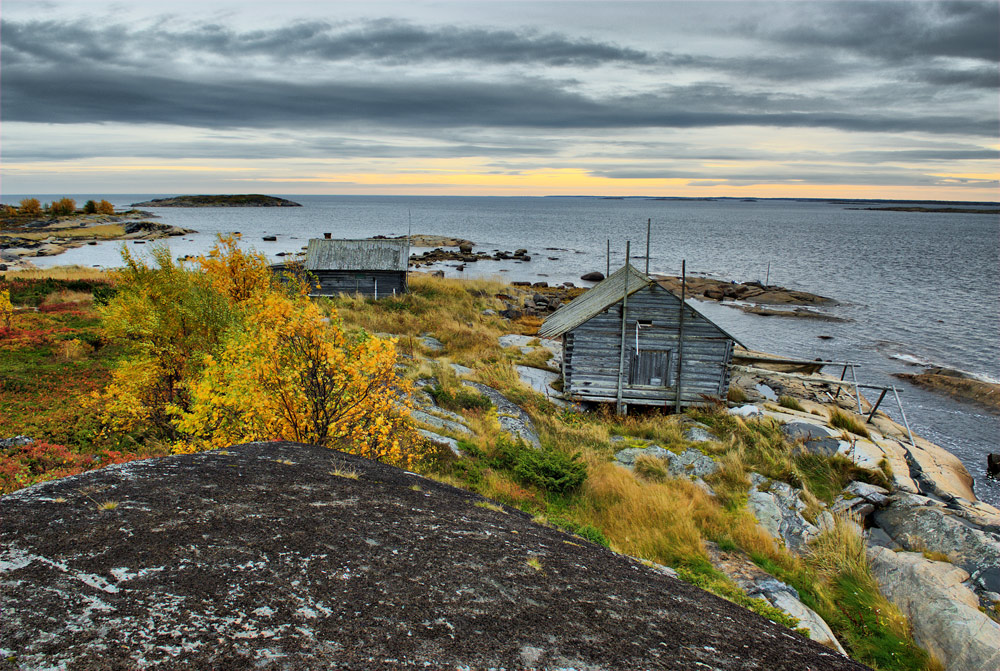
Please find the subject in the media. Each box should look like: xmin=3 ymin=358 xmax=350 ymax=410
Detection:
xmin=537 ymin=264 xmax=653 ymax=338
xmin=537 ymin=263 xmax=745 ymax=346
xmin=305 ymin=238 xmax=409 ymax=272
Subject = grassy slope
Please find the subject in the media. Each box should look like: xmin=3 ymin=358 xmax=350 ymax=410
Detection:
xmin=1 ymin=271 xmax=937 ymax=671
xmin=328 ymin=274 xmax=936 ymax=671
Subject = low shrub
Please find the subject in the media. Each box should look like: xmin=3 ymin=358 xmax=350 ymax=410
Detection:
xmin=489 ymin=437 xmax=587 ymax=495
xmin=428 ymin=384 xmax=492 ymax=412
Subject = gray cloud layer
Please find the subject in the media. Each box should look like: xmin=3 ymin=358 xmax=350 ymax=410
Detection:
xmin=2 ymin=1 xmax=997 ymax=190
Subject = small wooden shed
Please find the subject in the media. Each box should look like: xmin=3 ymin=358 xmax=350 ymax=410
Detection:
xmin=538 ymin=264 xmax=742 ymax=411
xmin=303 ymin=238 xmax=409 ymax=298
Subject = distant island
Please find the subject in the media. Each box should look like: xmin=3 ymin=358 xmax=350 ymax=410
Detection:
xmin=848 ymin=206 xmax=999 ymax=214
xmin=130 ymin=194 xmax=302 ymax=208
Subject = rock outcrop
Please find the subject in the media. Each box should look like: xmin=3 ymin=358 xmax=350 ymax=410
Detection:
xmin=868 ymin=546 xmax=1000 ymax=671
xmin=1 ymin=442 xmax=863 ymax=670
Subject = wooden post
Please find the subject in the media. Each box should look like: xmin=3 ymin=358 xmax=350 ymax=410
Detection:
xmin=866 ymin=388 xmax=888 ymax=423
xmin=606 ymin=239 xmax=610 ymax=277
xmin=616 ymin=242 xmax=631 ymax=416
xmin=674 ymin=259 xmax=686 ymax=414
xmin=645 ymin=218 xmax=651 ymax=275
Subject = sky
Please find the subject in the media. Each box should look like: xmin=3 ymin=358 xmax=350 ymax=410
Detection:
xmin=2 ymin=0 xmax=998 ymax=199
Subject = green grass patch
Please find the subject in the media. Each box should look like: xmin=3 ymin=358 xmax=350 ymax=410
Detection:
xmin=778 ymin=395 xmax=805 ymax=412
xmin=428 ymin=384 xmax=492 ymax=412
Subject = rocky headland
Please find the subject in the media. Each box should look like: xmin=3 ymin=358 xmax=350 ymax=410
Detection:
xmin=893 ymin=366 xmax=1000 ymax=414
xmin=130 ymin=194 xmax=301 ymax=207
xmin=0 ymin=212 xmax=194 ymax=271
xmin=1 ymin=442 xmax=861 ymax=671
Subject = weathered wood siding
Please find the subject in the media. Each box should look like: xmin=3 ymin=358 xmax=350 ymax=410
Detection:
xmin=310 ymin=270 xmax=407 ymax=297
xmin=564 ymin=284 xmax=733 ymax=407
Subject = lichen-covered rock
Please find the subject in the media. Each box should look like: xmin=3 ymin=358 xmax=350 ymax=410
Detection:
xmin=868 ymin=546 xmax=1000 ymax=671
xmin=462 ymin=381 xmax=540 ymax=447
xmin=1 ymin=442 xmax=864 ymax=671
xmin=747 ymin=473 xmax=820 ymax=552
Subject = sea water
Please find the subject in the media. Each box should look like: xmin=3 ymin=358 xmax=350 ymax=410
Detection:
xmin=16 ymin=194 xmax=1000 ymax=503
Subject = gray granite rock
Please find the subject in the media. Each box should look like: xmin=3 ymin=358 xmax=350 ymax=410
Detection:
xmin=665 ymin=449 xmax=720 ymax=479
xmin=781 ymin=421 xmax=841 ymax=457
xmin=420 ymin=334 xmax=444 ymax=351
xmin=417 ymin=429 xmax=464 ymax=457
xmin=874 ymin=494 xmax=1000 ymax=593
xmin=450 ymin=364 xmax=473 ymax=377
xmin=614 ymin=445 xmax=672 ymax=468
xmin=868 ymin=546 xmax=1000 ymax=671
xmin=410 ymin=410 xmax=472 ymax=437
xmin=844 ymin=480 xmax=890 ymax=507
xmin=748 ymin=473 xmax=820 ymax=553
xmin=462 ymin=381 xmax=540 ymax=448
xmin=830 ymin=496 xmax=875 ymax=519
xmin=730 ymin=404 xmax=764 ymax=418
xmin=683 ymin=425 xmax=717 ymax=443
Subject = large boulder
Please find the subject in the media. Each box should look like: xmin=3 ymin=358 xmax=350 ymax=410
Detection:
xmin=873 ymin=493 xmax=1000 ymax=593
xmin=1 ymin=443 xmax=864 ymax=670
xmin=868 ymin=546 xmax=1000 ymax=671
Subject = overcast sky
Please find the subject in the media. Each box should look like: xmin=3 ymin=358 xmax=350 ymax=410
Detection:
xmin=2 ymin=0 xmax=998 ymax=198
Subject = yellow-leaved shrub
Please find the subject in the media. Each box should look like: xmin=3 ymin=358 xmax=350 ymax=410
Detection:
xmin=96 ymin=236 xmax=423 ymax=468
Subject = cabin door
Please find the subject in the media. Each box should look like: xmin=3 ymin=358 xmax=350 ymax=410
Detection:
xmin=630 ymin=349 xmax=672 ymax=387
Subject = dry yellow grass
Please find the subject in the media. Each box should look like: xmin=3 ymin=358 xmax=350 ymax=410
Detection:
xmin=15 ymin=224 xmax=125 ymax=241
xmin=5 ymin=265 xmax=111 ymax=281
xmin=575 ymin=462 xmax=708 ymax=565
xmin=42 ymin=290 xmax=94 ymax=306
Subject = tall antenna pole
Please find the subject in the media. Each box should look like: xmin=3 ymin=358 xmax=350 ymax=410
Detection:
xmin=674 ymin=259 xmax=686 ymax=414
xmin=616 ymin=241 xmax=631 ymax=416
xmin=645 ymin=218 xmax=651 ymax=275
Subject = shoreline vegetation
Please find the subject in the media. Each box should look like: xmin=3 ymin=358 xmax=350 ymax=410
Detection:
xmin=0 ymin=197 xmax=193 ymax=271
xmin=129 ymin=194 xmax=302 ymax=207
xmin=2 ymin=245 xmax=999 ymax=669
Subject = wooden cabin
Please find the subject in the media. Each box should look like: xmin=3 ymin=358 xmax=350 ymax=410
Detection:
xmin=301 ymin=238 xmax=409 ymax=298
xmin=538 ymin=264 xmax=741 ymax=412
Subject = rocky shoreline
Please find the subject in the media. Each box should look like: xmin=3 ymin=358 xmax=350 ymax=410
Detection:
xmin=894 ymin=366 xmax=1000 ymax=413
xmin=407 ymin=327 xmax=1000 ymax=670
xmin=0 ymin=212 xmax=194 ymax=271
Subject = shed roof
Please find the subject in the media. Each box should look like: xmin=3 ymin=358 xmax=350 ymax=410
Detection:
xmin=305 ymin=238 xmax=409 ymax=272
xmin=537 ymin=263 xmax=745 ymax=346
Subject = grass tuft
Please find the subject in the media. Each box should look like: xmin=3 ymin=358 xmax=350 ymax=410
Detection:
xmin=474 ymin=500 xmax=506 ymax=513
xmin=829 ymin=409 xmax=870 ymax=438
xmin=778 ymin=395 xmax=805 ymax=412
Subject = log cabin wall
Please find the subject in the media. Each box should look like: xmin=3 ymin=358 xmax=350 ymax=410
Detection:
xmin=563 ymin=284 xmax=734 ymax=407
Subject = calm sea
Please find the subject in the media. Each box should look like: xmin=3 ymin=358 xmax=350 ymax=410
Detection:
xmin=13 ymin=194 xmax=1000 ymax=503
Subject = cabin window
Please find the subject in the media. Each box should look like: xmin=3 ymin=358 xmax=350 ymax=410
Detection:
xmin=630 ymin=349 xmax=673 ymax=387
xmin=638 ymin=319 xmax=653 ymax=326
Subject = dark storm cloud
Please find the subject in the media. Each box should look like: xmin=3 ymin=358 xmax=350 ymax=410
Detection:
xmin=4 ymin=62 xmax=995 ymax=137
xmin=749 ymin=1 xmax=999 ymax=64
xmin=0 ymin=17 xmax=660 ymax=68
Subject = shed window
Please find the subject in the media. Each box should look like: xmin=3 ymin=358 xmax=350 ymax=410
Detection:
xmin=630 ymin=349 xmax=673 ymax=387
